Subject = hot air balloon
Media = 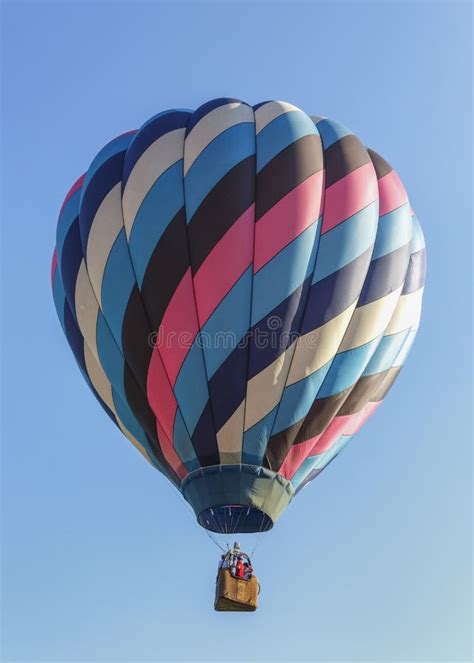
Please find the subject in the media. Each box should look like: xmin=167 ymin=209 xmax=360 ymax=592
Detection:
xmin=51 ymin=99 xmax=426 ymax=606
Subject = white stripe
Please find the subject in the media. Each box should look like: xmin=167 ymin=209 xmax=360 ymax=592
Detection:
xmin=85 ymin=183 xmax=123 ymax=306
xmin=184 ymin=102 xmax=254 ymax=175
xmin=287 ymin=304 xmax=357 ymax=386
xmin=338 ymin=289 xmax=402 ymax=353
xmin=244 ymin=341 xmax=297 ymax=431
xmin=255 ymin=101 xmax=302 ymax=134
xmin=122 ymin=127 xmax=186 ymax=236
xmin=75 ymin=260 xmax=100 ymax=351
xmin=385 ymin=288 xmax=423 ymax=336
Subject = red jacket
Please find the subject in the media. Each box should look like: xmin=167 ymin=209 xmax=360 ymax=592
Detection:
xmin=236 ymin=559 xmax=245 ymax=578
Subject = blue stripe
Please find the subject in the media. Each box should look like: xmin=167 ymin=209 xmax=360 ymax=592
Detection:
xmin=291 ymin=434 xmax=353 ymax=490
xmin=122 ymin=110 xmax=190 ymax=187
xmin=186 ymin=98 xmax=244 ymax=136
xmin=173 ymin=410 xmax=200 ymax=472
xmin=184 ymin=123 xmax=255 ymax=220
xmin=272 ymin=360 xmax=332 ymax=435
xmin=291 ymin=455 xmax=321 ymax=489
xmin=372 ymin=203 xmax=412 ymax=260
xmin=82 ymin=133 xmax=134 ymax=193
xmin=52 ymin=272 xmax=66 ymax=331
xmin=79 ymin=151 xmax=124 ymax=252
xmin=312 ymin=202 xmax=378 ymax=283
xmin=201 ymin=268 xmax=252 ymax=378
xmin=317 ymin=337 xmax=381 ymax=399
xmin=402 ymin=249 xmax=426 ymax=295
xmin=56 ymin=189 xmax=81 ymax=262
xmin=57 ymin=221 xmax=83 ymax=320
xmin=128 ymin=160 xmax=184 ymax=286
xmin=256 ymin=111 xmax=317 ymax=172
xmin=101 ymin=230 xmax=135 ymax=353
xmin=314 ymin=118 xmax=353 ymax=149
xmin=363 ymin=329 xmax=411 ymax=376
xmin=96 ymin=313 xmax=125 ymax=395
xmin=173 ymin=341 xmax=210 ymax=436
xmin=242 ymin=407 xmax=279 ymax=465
xmin=410 ymin=214 xmax=426 ymax=252
xmin=111 ymin=387 xmax=155 ymax=458
xmin=252 ymin=221 xmax=319 ymax=325
xmin=393 ymin=328 xmax=417 ymax=368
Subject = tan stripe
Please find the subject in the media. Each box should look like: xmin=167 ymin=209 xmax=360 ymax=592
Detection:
xmin=216 ymin=400 xmax=244 ymax=464
xmin=338 ymin=289 xmax=402 ymax=352
xmin=84 ymin=341 xmax=152 ymax=464
xmin=255 ymin=101 xmax=301 ymax=134
xmin=83 ymin=342 xmax=114 ymax=409
xmin=116 ymin=419 xmax=153 ymax=464
xmin=184 ymin=103 xmax=254 ymax=175
xmin=244 ymin=341 xmax=296 ymax=431
xmin=287 ymin=303 xmax=357 ymax=386
xmin=122 ymin=127 xmax=186 ymax=236
xmin=393 ymin=324 xmax=419 ymax=367
xmin=75 ymin=260 xmax=100 ymax=353
xmin=385 ymin=288 xmax=423 ymax=335
xmin=85 ymin=183 xmax=123 ymax=306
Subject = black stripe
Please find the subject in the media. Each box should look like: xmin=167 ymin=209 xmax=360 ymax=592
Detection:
xmin=208 ymin=342 xmax=248 ymax=432
xmin=338 ymin=372 xmax=388 ymax=415
xmin=121 ymin=285 xmax=154 ymax=394
xmin=140 ymin=208 xmax=190 ymax=329
xmin=123 ymin=365 xmax=180 ymax=485
xmin=264 ymin=388 xmax=351 ymax=471
xmin=324 ymin=134 xmax=371 ymax=188
xmin=358 ymin=243 xmax=411 ymax=306
xmin=190 ymin=402 xmax=220 ymax=466
xmin=256 ymin=134 xmax=323 ymax=220
xmin=187 ymin=155 xmax=256 ymax=273
xmin=122 ymin=111 xmax=190 ymax=187
xmin=402 ymin=248 xmax=426 ymax=294
xmin=301 ymin=247 xmax=373 ymax=334
xmin=248 ymin=277 xmax=312 ymax=380
xmin=79 ymin=151 xmax=125 ymax=251
xmin=371 ymin=366 xmax=401 ymax=401
xmin=367 ymin=148 xmax=393 ymax=179
xmin=60 ymin=219 xmax=83 ymax=319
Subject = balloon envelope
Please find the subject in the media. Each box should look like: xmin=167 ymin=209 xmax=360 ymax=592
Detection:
xmin=51 ymin=98 xmax=426 ymax=533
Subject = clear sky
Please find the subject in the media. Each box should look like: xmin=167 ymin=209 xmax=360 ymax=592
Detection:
xmin=1 ymin=2 xmax=472 ymax=662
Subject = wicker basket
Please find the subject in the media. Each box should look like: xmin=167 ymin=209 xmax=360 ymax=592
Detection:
xmin=214 ymin=569 xmax=258 ymax=611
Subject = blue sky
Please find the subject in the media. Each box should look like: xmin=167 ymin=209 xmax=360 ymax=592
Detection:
xmin=1 ymin=2 xmax=472 ymax=661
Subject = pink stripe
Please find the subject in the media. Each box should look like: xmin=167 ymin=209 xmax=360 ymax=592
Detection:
xmin=147 ymin=348 xmax=178 ymax=439
xmin=310 ymin=400 xmax=382 ymax=456
xmin=157 ymin=268 xmax=199 ymax=386
xmin=194 ymin=204 xmax=255 ymax=326
xmin=51 ymin=250 xmax=58 ymax=287
xmin=279 ymin=433 xmax=323 ymax=480
xmin=60 ymin=174 xmax=85 ymax=215
xmin=156 ymin=420 xmax=187 ymax=480
xmin=345 ymin=400 xmax=380 ymax=435
xmin=322 ymin=162 xmax=378 ymax=234
xmin=311 ymin=420 xmax=347 ymax=455
xmin=279 ymin=401 xmax=382 ymax=480
xmin=254 ymin=171 xmax=324 ymax=272
xmin=378 ymin=170 xmax=408 ymax=217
